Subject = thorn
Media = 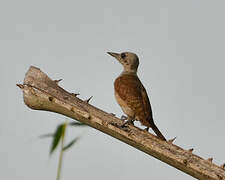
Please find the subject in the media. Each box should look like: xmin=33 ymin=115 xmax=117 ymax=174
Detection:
xmin=220 ymin=163 xmax=225 ymax=169
xmin=71 ymin=93 xmax=80 ymax=97
xmin=16 ymin=84 xmax=24 ymax=89
xmin=54 ymin=79 xmax=62 ymax=84
xmin=188 ymin=148 xmax=194 ymax=153
xmin=84 ymin=96 xmax=93 ymax=103
xmin=207 ymin=158 xmax=213 ymax=162
xmin=168 ymin=137 xmax=176 ymax=143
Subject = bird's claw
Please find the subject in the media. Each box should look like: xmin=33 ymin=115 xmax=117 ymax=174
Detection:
xmin=120 ymin=115 xmax=128 ymax=121
xmin=121 ymin=119 xmax=134 ymax=128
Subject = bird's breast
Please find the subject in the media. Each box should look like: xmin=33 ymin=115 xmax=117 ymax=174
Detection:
xmin=114 ymin=91 xmax=134 ymax=118
xmin=114 ymin=75 xmax=137 ymax=118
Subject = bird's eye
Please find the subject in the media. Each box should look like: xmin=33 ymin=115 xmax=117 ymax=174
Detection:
xmin=121 ymin=53 xmax=126 ymax=59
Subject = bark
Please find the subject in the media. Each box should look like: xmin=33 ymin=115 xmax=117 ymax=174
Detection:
xmin=17 ymin=66 xmax=225 ymax=180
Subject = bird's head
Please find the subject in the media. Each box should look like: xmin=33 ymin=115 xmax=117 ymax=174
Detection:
xmin=107 ymin=51 xmax=139 ymax=74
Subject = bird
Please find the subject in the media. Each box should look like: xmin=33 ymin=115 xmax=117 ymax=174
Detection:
xmin=107 ymin=51 xmax=166 ymax=141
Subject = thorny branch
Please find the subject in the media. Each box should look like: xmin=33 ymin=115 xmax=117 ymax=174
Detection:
xmin=17 ymin=66 xmax=225 ymax=180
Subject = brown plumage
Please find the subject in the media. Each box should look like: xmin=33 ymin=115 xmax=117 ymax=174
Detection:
xmin=107 ymin=51 xmax=166 ymax=141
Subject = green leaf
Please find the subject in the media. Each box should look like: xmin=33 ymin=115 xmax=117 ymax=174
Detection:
xmin=63 ymin=137 xmax=80 ymax=151
xmin=50 ymin=124 xmax=64 ymax=155
xmin=69 ymin=121 xmax=87 ymax=127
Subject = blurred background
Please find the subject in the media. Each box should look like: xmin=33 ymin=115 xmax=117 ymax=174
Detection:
xmin=0 ymin=0 xmax=224 ymax=179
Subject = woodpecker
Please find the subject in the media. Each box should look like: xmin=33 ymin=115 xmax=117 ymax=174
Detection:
xmin=107 ymin=51 xmax=166 ymax=141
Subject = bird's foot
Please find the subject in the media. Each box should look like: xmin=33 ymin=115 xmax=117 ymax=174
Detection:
xmin=120 ymin=115 xmax=128 ymax=121
xmin=121 ymin=119 xmax=134 ymax=128
xmin=144 ymin=127 xmax=149 ymax=132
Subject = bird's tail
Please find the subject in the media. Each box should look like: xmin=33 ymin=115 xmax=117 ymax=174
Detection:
xmin=151 ymin=122 xmax=166 ymax=141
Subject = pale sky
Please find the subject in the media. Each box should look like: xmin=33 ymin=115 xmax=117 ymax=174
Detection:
xmin=0 ymin=0 xmax=224 ymax=179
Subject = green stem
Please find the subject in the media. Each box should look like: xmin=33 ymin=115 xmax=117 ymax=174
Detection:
xmin=56 ymin=121 xmax=67 ymax=180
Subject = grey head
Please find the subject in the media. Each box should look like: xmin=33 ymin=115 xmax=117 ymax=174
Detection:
xmin=107 ymin=51 xmax=139 ymax=74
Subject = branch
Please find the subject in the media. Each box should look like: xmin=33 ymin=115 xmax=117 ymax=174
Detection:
xmin=17 ymin=66 xmax=225 ymax=180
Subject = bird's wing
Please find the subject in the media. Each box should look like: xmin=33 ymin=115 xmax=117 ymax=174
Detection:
xmin=140 ymin=82 xmax=154 ymax=122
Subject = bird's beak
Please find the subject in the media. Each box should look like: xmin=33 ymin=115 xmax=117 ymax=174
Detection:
xmin=107 ymin=52 xmax=120 ymax=59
